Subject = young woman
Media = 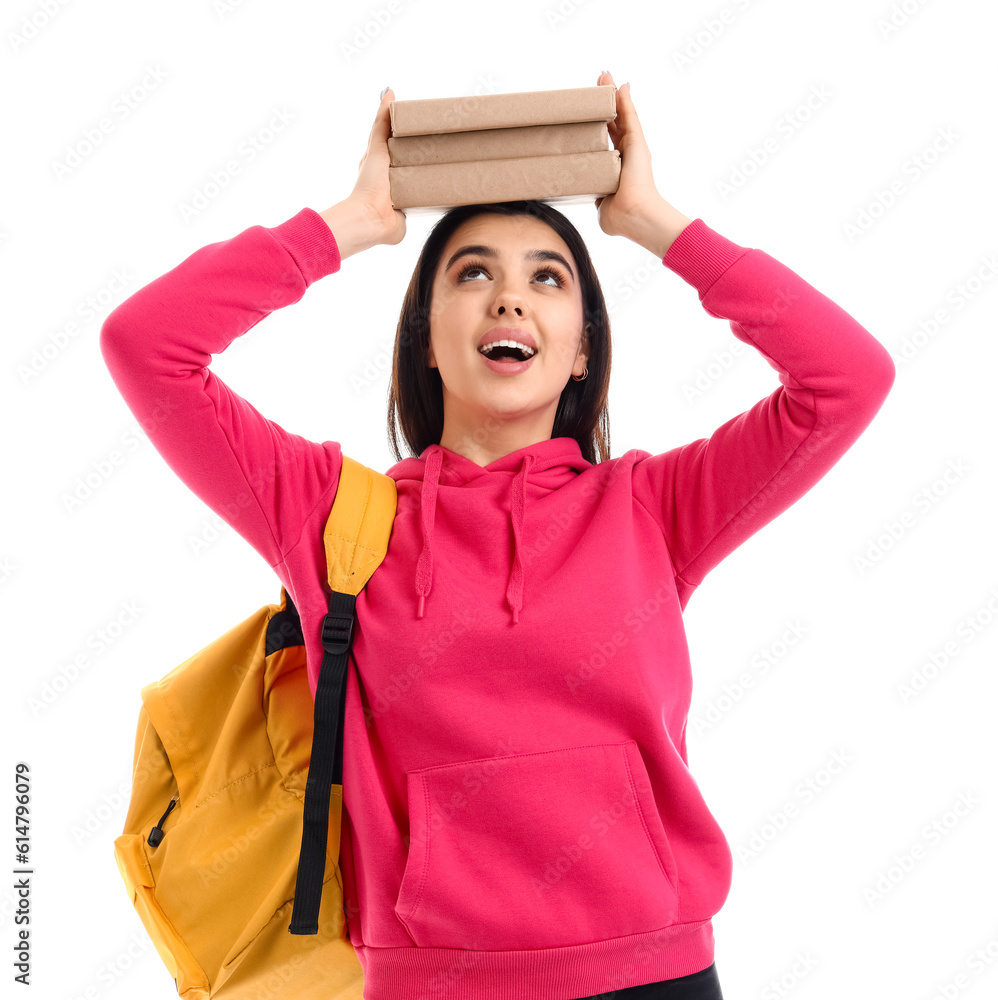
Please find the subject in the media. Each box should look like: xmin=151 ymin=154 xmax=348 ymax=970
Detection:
xmin=100 ymin=71 xmax=895 ymax=1000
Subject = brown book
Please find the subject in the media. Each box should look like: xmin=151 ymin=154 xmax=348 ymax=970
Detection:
xmin=388 ymin=149 xmax=621 ymax=214
xmin=389 ymin=85 xmax=617 ymax=137
xmin=388 ymin=121 xmax=609 ymax=167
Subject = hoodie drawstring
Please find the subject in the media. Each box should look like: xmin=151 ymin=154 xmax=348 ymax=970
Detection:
xmin=414 ymin=445 xmax=442 ymax=620
xmin=505 ymin=453 xmax=532 ymax=623
xmin=414 ymin=445 xmax=532 ymax=625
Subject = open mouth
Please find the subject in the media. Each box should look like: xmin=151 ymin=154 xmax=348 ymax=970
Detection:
xmin=478 ymin=344 xmax=536 ymax=374
xmin=478 ymin=344 xmax=536 ymax=363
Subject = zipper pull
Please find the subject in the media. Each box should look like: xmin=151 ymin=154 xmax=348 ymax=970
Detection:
xmin=147 ymin=792 xmax=179 ymax=847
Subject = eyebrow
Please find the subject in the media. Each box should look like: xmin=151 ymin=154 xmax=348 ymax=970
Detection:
xmin=444 ymin=244 xmax=575 ymax=283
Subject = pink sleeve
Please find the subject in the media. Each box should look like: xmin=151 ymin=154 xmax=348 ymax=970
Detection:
xmin=99 ymin=207 xmax=345 ymax=571
xmin=631 ymin=219 xmax=896 ymax=610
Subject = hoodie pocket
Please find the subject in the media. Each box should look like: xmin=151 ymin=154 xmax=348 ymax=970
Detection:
xmin=394 ymin=740 xmax=680 ymax=950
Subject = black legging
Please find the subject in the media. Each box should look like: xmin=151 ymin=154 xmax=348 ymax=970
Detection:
xmin=568 ymin=961 xmax=723 ymax=1000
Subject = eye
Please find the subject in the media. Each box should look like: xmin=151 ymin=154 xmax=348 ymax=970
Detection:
xmin=455 ymin=262 xmax=488 ymax=282
xmin=533 ymin=268 xmax=566 ymax=288
xmin=455 ymin=260 xmax=567 ymax=288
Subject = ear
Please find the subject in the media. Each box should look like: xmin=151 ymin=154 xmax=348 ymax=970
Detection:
xmin=574 ymin=325 xmax=590 ymax=376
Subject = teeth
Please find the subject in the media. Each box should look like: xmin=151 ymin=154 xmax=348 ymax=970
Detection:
xmin=479 ymin=339 xmax=536 ymax=357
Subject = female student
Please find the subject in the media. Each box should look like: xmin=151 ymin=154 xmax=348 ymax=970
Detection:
xmin=100 ymin=71 xmax=895 ymax=1000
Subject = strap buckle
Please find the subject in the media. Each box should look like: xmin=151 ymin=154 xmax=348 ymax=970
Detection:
xmin=320 ymin=611 xmax=354 ymax=655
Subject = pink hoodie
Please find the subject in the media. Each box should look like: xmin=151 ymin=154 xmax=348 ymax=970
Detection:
xmin=100 ymin=206 xmax=895 ymax=999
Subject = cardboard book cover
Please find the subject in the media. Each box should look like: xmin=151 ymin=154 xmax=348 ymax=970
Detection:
xmin=388 ymin=121 xmax=610 ymax=167
xmin=388 ymin=149 xmax=621 ymax=214
xmin=389 ymin=85 xmax=617 ymax=137
xmin=386 ymin=85 xmax=620 ymax=213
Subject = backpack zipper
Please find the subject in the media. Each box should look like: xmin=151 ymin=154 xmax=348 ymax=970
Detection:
xmin=147 ymin=792 xmax=179 ymax=847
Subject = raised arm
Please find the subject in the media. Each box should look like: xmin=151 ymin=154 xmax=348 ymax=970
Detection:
xmin=593 ymin=70 xmax=895 ymax=608
xmin=100 ymin=206 xmax=350 ymax=570
xmin=99 ymin=89 xmax=406 ymax=571
xmin=631 ymin=218 xmax=896 ymax=609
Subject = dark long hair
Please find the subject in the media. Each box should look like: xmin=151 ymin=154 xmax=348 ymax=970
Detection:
xmin=386 ymin=200 xmax=612 ymax=465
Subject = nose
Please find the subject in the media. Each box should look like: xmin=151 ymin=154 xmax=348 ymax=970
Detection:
xmin=493 ymin=277 xmax=526 ymax=318
xmin=495 ymin=290 xmax=524 ymax=317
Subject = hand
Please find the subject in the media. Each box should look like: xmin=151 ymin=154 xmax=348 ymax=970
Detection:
xmin=593 ymin=72 xmax=668 ymax=242
xmin=348 ymin=87 xmax=406 ymax=247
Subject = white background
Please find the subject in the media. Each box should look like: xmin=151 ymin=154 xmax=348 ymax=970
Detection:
xmin=4 ymin=0 xmax=998 ymax=997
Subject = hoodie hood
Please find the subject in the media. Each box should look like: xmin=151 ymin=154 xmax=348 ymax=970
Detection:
xmin=387 ymin=436 xmax=591 ymax=625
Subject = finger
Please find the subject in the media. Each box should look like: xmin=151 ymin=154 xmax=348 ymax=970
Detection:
xmin=614 ymin=82 xmax=645 ymax=140
xmin=603 ymin=78 xmax=623 ymax=143
xmin=378 ymin=88 xmax=394 ymax=120
xmin=371 ymin=88 xmax=394 ymax=140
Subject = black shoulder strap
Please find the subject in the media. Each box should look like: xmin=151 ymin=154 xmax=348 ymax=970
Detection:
xmin=288 ymin=589 xmax=355 ymax=935
xmin=289 ymin=456 xmax=397 ymax=936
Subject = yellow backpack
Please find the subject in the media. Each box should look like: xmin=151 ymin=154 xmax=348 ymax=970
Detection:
xmin=113 ymin=455 xmax=397 ymax=999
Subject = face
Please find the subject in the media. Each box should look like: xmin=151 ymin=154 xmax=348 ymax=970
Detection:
xmin=426 ymin=213 xmax=589 ymax=446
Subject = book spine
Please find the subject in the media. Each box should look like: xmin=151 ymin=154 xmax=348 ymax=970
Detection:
xmin=388 ymin=149 xmax=621 ymax=211
xmin=388 ymin=122 xmax=609 ymax=167
xmin=389 ymin=86 xmax=616 ymax=137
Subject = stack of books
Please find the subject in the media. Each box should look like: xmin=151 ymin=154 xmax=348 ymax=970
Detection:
xmin=387 ymin=86 xmax=621 ymax=215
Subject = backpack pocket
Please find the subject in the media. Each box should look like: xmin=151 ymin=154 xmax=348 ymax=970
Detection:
xmin=113 ymin=830 xmax=210 ymax=998
xmin=394 ymin=739 xmax=680 ymax=950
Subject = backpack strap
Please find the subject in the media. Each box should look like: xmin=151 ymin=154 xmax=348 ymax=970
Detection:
xmin=290 ymin=455 xmax=397 ymax=935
